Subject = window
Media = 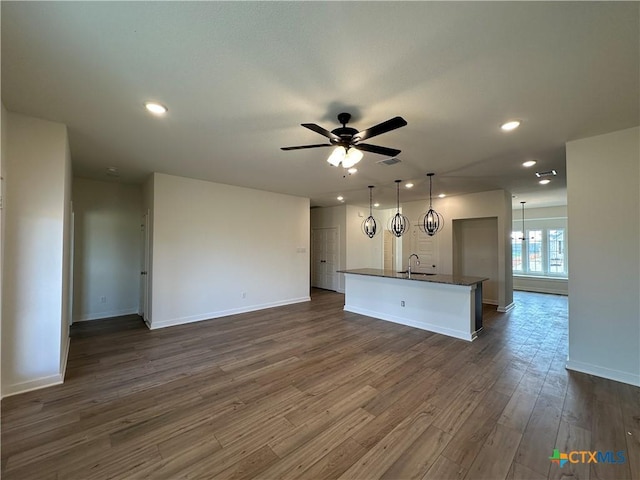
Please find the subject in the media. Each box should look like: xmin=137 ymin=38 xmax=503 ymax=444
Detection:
xmin=512 ymin=227 xmax=567 ymax=277
xmin=548 ymin=229 xmax=565 ymax=274
xmin=512 ymin=231 xmax=523 ymax=272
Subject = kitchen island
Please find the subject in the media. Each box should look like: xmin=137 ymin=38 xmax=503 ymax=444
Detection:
xmin=339 ymin=268 xmax=487 ymax=341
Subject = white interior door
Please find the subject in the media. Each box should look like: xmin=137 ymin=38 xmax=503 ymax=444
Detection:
xmin=312 ymin=227 xmax=338 ymax=291
xmin=410 ymin=225 xmax=439 ymax=272
xmin=384 ymin=230 xmax=395 ymax=271
xmin=140 ymin=211 xmax=150 ymax=323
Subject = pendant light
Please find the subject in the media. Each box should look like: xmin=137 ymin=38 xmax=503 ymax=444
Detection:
xmin=388 ymin=180 xmax=410 ymax=237
xmin=362 ymin=186 xmax=378 ymax=238
xmin=420 ymin=173 xmax=444 ymax=236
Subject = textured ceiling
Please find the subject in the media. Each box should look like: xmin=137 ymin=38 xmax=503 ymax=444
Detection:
xmin=2 ymin=2 xmax=638 ymax=209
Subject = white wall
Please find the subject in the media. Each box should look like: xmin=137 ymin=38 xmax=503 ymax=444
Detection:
xmin=1 ymin=111 xmax=71 ymax=397
xmin=72 ymin=178 xmax=142 ymax=321
xmin=566 ymin=126 xmax=640 ymax=386
xmin=1 ymin=104 xmax=7 ymax=392
xmin=453 ymin=217 xmax=499 ymax=304
xmin=149 ymin=173 xmax=310 ymax=328
xmin=403 ymin=190 xmax=513 ymax=311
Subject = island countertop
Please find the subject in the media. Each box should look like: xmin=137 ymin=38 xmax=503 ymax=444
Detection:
xmin=338 ymin=268 xmax=488 ymax=287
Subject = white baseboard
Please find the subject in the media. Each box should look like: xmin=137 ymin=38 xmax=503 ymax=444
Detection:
xmin=514 ymin=286 xmax=568 ymax=296
xmin=344 ymin=305 xmax=474 ymax=342
xmin=497 ymin=302 xmax=516 ymax=313
xmin=1 ymin=373 xmax=64 ymax=399
xmin=149 ymin=296 xmax=311 ymax=330
xmin=566 ymin=359 xmax=640 ymax=387
xmin=60 ymin=337 xmax=70 ymax=381
xmin=74 ymin=307 xmax=139 ymax=322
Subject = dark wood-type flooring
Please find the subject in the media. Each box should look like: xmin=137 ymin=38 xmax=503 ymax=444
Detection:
xmin=1 ymin=289 xmax=638 ymax=479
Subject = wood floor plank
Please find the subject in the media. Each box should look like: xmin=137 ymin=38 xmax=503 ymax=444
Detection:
xmin=464 ymin=423 xmax=523 ymax=480
xmin=380 ymin=424 xmax=452 ymax=480
xmin=441 ymin=389 xmax=511 ymax=469
xmin=513 ymin=392 xmax=563 ymax=477
xmin=339 ymin=402 xmax=440 ymax=479
xmin=423 ymin=455 xmax=468 ymax=480
xmin=549 ymin=421 xmax=591 ymax=480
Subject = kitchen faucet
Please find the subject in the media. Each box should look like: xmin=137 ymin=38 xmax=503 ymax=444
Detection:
xmin=407 ymin=254 xmax=420 ymax=274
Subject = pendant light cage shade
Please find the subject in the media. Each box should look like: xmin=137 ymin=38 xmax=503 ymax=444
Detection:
xmin=362 ymin=186 xmax=378 ymax=238
xmin=362 ymin=216 xmax=377 ymax=238
xmin=420 ymin=173 xmax=444 ymax=236
xmin=387 ymin=180 xmax=410 ymax=238
xmin=422 ymin=208 xmax=444 ymax=236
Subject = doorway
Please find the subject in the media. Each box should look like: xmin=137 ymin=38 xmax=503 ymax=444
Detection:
xmin=311 ymin=227 xmax=338 ymax=291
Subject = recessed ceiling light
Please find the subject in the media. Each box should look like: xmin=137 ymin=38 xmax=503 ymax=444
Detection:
xmin=438 ymin=194 xmax=446 ymax=198
xmin=347 ymin=168 xmax=358 ymax=174
xmin=337 ymin=196 xmax=344 ymax=201
xmin=144 ymin=102 xmax=168 ymax=115
xmin=501 ymin=120 xmax=520 ymax=131
xmin=522 ymin=160 xmax=537 ymax=167
xmin=106 ymin=166 xmax=120 ymax=177
xmin=539 ymin=179 xmax=551 ymax=185
xmin=374 ymin=203 xmax=380 ymax=207
xmin=405 ymin=183 xmax=414 ymax=188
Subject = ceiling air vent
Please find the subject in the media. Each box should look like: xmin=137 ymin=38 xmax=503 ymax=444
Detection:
xmin=535 ymin=169 xmax=557 ymax=177
xmin=377 ymin=157 xmax=401 ymax=166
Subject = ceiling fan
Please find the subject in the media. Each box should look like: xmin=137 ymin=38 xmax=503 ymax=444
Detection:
xmin=281 ymin=112 xmax=407 ymax=168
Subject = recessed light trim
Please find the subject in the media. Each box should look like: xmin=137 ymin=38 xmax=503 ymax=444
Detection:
xmin=405 ymin=183 xmax=414 ymax=188
xmin=522 ymin=160 xmax=537 ymax=167
xmin=374 ymin=203 xmax=380 ymax=207
xmin=438 ymin=193 xmax=446 ymax=198
xmin=337 ymin=196 xmax=344 ymax=201
xmin=501 ymin=120 xmax=520 ymax=131
xmin=539 ymin=179 xmax=551 ymax=185
xmin=144 ymin=102 xmax=168 ymax=115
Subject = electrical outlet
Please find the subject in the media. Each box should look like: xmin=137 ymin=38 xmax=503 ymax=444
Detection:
xmin=401 ymin=300 xmax=405 ymax=307
xmin=241 ymin=292 xmax=247 ymax=299
xmin=100 ymin=296 xmax=107 ymax=303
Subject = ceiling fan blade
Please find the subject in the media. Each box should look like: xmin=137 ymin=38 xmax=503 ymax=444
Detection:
xmin=281 ymin=143 xmax=332 ymax=151
xmin=356 ymin=143 xmax=401 ymax=157
xmin=301 ymin=123 xmax=341 ymax=142
xmin=353 ymin=116 xmax=407 ymax=142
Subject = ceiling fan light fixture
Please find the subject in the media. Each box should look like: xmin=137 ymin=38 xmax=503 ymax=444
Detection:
xmin=342 ymin=148 xmax=363 ymax=169
xmin=327 ymin=146 xmax=345 ymax=167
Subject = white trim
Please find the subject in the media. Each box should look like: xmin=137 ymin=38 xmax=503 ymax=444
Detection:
xmin=344 ymin=305 xmax=474 ymax=342
xmin=566 ymin=359 xmax=640 ymax=387
xmin=74 ymin=307 xmax=139 ymax=322
xmin=60 ymin=337 xmax=70 ymax=381
xmin=514 ymin=286 xmax=568 ymax=296
xmin=149 ymin=296 xmax=311 ymax=330
xmin=497 ymin=302 xmax=516 ymax=313
xmin=1 ymin=373 xmax=64 ymax=399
